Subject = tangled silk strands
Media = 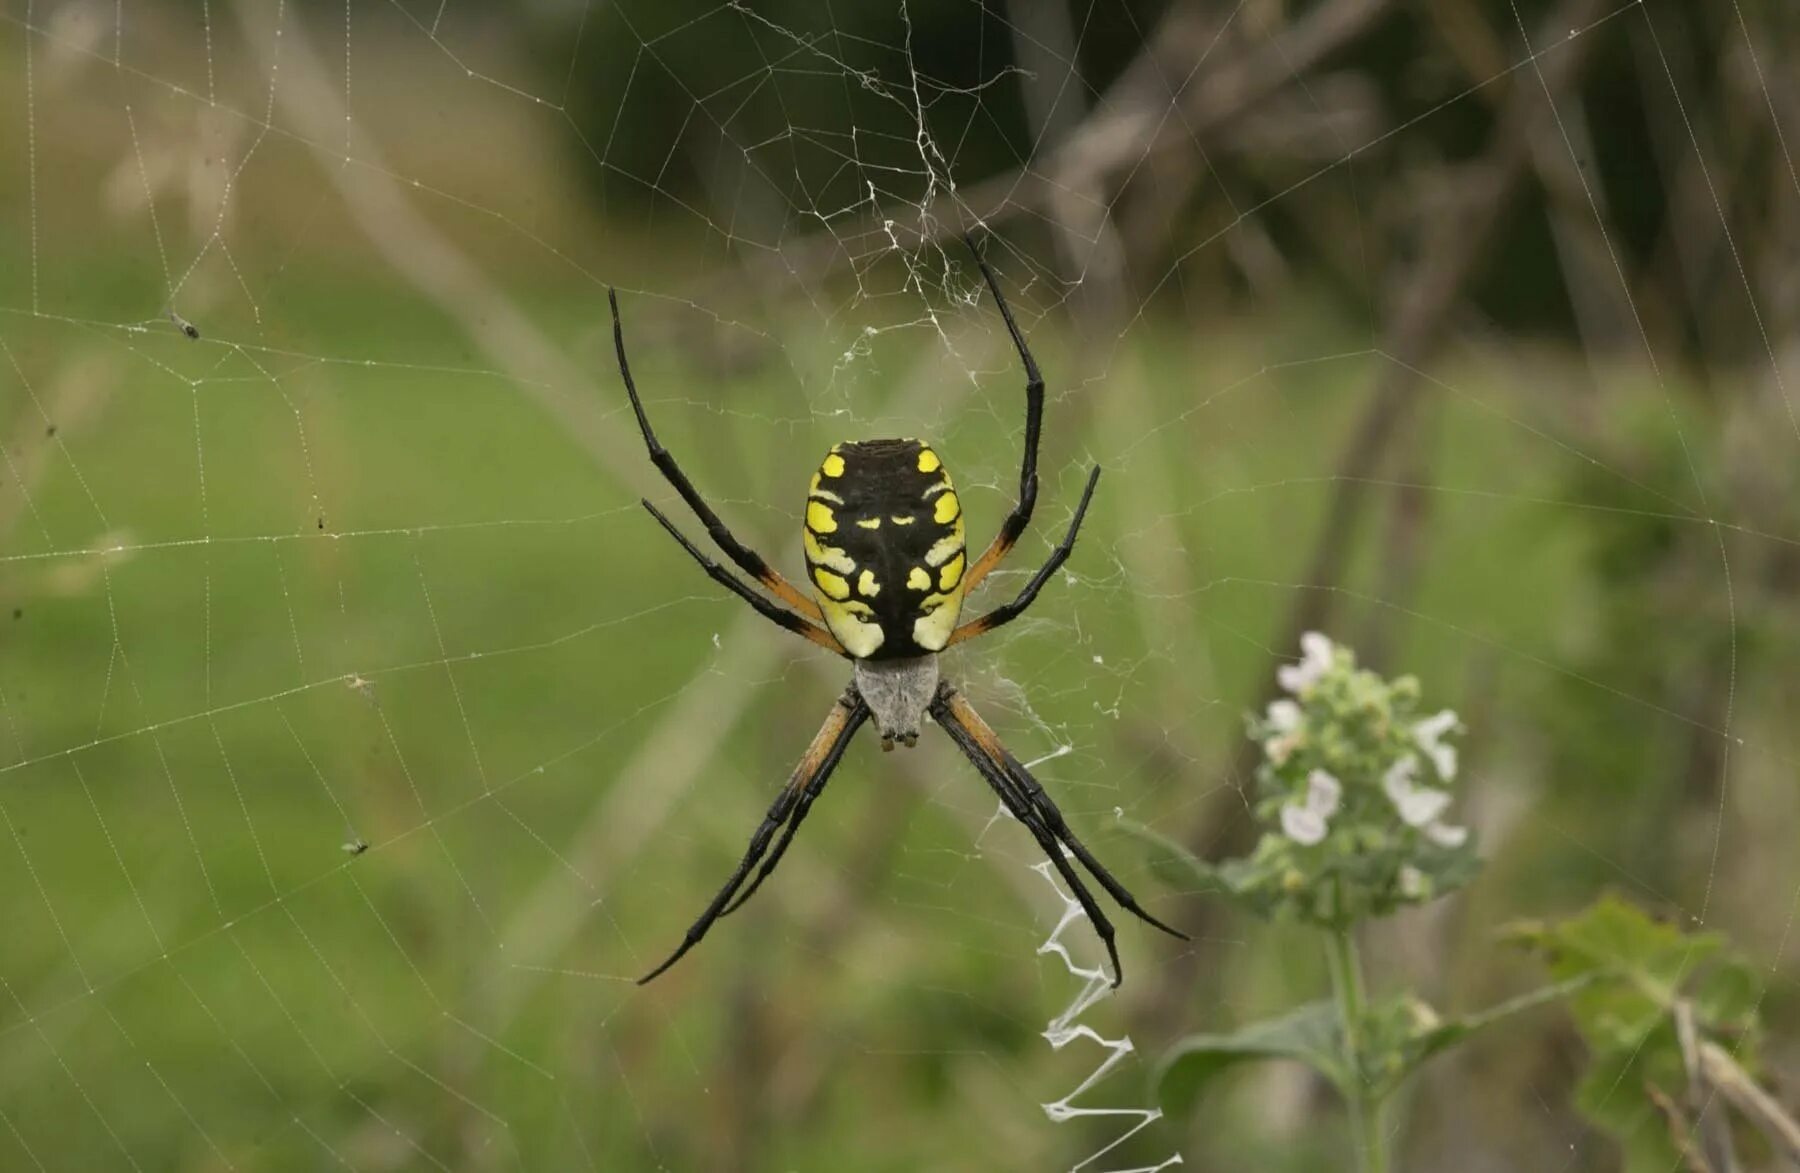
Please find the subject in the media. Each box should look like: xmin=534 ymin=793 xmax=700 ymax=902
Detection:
xmin=1032 ymin=860 xmax=1184 ymax=1172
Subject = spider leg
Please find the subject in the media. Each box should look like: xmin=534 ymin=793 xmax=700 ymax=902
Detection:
xmin=638 ymin=691 xmax=868 ymax=985
xmin=934 ymin=685 xmax=1187 ymax=984
xmin=931 ymin=685 xmax=1125 ymax=986
xmin=960 ymin=235 xmax=1044 ymax=596
xmin=995 ymin=744 xmax=1188 ymax=942
xmin=609 ymin=288 xmax=825 ymax=622
xmin=721 ymin=692 xmax=872 ymax=917
xmin=642 ymin=502 xmax=846 ymax=656
xmin=946 ymin=465 xmax=1100 ymax=647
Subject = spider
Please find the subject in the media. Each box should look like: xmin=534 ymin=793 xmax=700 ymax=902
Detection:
xmin=612 ymin=238 xmax=1186 ymax=987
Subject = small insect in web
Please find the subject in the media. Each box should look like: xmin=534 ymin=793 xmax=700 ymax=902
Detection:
xmin=166 ymin=308 xmax=201 ymax=340
xmin=610 ymin=236 xmax=1187 ymax=987
xmin=341 ymin=838 xmax=369 ymax=856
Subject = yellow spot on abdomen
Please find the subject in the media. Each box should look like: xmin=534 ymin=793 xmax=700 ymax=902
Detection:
xmin=890 ymin=515 xmax=915 ymax=525
xmin=855 ymin=517 xmax=881 ymax=529
xmin=806 ymin=500 xmax=838 ymax=534
xmin=933 ymin=491 xmax=960 ymax=525
xmin=907 ymin=567 xmax=931 ymax=591
xmin=925 ymin=522 xmax=964 ymax=568
xmin=821 ymin=453 xmax=846 ymax=478
xmin=938 ymin=552 xmax=965 ymax=592
xmin=857 ymin=570 xmax=879 ymax=596
xmin=819 ymin=597 xmax=884 ymax=657
xmin=805 ymin=530 xmax=854 ymax=573
xmin=812 ymin=568 xmax=850 ymax=600
xmin=917 ymin=449 xmax=941 ymax=473
xmin=913 ymin=590 xmax=963 ymax=651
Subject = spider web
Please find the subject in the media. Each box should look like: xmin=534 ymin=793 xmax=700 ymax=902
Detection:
xmin=0 ymin=0 xmax=1796 ymax=1168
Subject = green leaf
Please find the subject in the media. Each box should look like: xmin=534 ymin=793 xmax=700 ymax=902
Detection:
xmin=1154 ymin=976 xmax=1600 ymax=1123
xmin=1692 ymin=955 xmax=1759 ymax=1032
xmin=1573 ymin=1042 xmax=1685 ymax=1173
xmin=1394 ymin=974 xmax=1600 ymax=1089
xmin=1154 ymin=1000 xmax=1350 ymax=1118
xmin=1507 ymin=894 xmax=1758 ymax=1049
xmin=1509 ymin=894 xmax=1766 ymax=1171
xmin=1528 ymin=894 xmax=1719 ymax=996
xmin=1113 ymin=816 xmax=1214 ymax=892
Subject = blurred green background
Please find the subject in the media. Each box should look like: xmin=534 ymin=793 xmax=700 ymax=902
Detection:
xmin=1 ymin=0 xmax=1797 ymax=1168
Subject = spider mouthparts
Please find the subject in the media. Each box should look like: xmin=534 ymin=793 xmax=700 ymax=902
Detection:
xmin=880 ymin=735 xmax=896 ymax=752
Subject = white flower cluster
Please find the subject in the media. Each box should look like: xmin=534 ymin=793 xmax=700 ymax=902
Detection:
xmin=1381 ymin=752 xmax=1466 ymax=848
xmin=1266 ymin=632 xmax=1469 ymax=850
xmin=1412 ymin=709 xmax=1459 ymax=778
xmin=1263 ymin=696 xmax=1304 ymax=767
xmin=1279 ymin=768 xmax=1341 ymax=846
xmin=1277 ymin=630 xmax=1335 ymax=694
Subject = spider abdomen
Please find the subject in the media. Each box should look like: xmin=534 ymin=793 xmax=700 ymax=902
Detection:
xmin=803 ymin=438 xmax=967 ymax=659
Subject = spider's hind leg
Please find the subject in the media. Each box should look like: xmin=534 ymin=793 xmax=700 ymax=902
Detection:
xmin=929 ymin=683 xmax=1187 ymax=986
xmin=931 ymin=685 xmax=1126 ymax=985
xmin=637 ymin=690 xmax=870 ymax=984
xmin=998 ymin=747 xmax=1188 ymax=942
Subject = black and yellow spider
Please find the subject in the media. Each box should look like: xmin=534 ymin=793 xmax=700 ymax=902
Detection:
xmin=612 ymin=239 xmax=1186 ymax=987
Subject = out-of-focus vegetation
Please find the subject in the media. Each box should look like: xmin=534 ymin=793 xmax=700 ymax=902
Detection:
xmin=1150 ymin=641 xmax=1793 ymax=1173
xmin=1510 ymin=896 xmax=1775 ymax=1172
xmin=1 ymin=1 xmax=1798 ymax=1170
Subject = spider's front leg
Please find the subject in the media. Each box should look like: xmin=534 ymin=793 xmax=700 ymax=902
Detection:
xmin=947 ymin=464 xmax=1100 ymax=647
xmin=960 ymin=234 xmax=1045 ymax=595
xmin=609 ymin=289 xmax=847 ymax=656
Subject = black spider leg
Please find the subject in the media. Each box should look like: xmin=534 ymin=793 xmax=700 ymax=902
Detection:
xmin=950 ymin=464 xmax=1101 ymax=645
xmin=721 ymin=693 xmax=873 ymax=918
xmin=609 ymin=289 xmax=822 ymax=622
xmin=965 ymin=234 xmax=1043 ymax=568
xmin=930 ymin=686 xmax=1127 ymax=987
xmin=641 ymin=502 xmax=846 ymax=655
xmin=995 ymin=746 xmax=1188 ymax=943
xmin=637 ymin=691 xmax=868 ymax=985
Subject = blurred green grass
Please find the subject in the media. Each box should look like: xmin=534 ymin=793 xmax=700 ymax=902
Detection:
xmin=2 ymin=20 xmax=1797 ymax=1173
xmin=0 ymin=258 xmax=1666 ymax=1169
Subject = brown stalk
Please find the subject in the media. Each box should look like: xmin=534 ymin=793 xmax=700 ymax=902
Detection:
xmin=1677 ymin=999 xmax=1741 ymax=1173
xmin=766 ymin=0 xmax=1395 ymax=279
xmin=1698 ymin=1040 xmax=1800 ymax=1166
xmin=1139 ymin=0 xmax=1614 ymax=1033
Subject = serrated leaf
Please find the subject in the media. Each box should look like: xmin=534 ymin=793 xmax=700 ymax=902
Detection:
xmin=1154 ymin=1000 xmax=1350 ymax=1118
xmin=1514 ymin=895 xmax=1766 ymax=1171
xmin=1538 ymin=894 xmax=1719 ymax=998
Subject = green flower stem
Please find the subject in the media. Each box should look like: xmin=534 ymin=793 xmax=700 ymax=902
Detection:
xmin=1325 ymin=923 xmax=1390 ymax=1173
